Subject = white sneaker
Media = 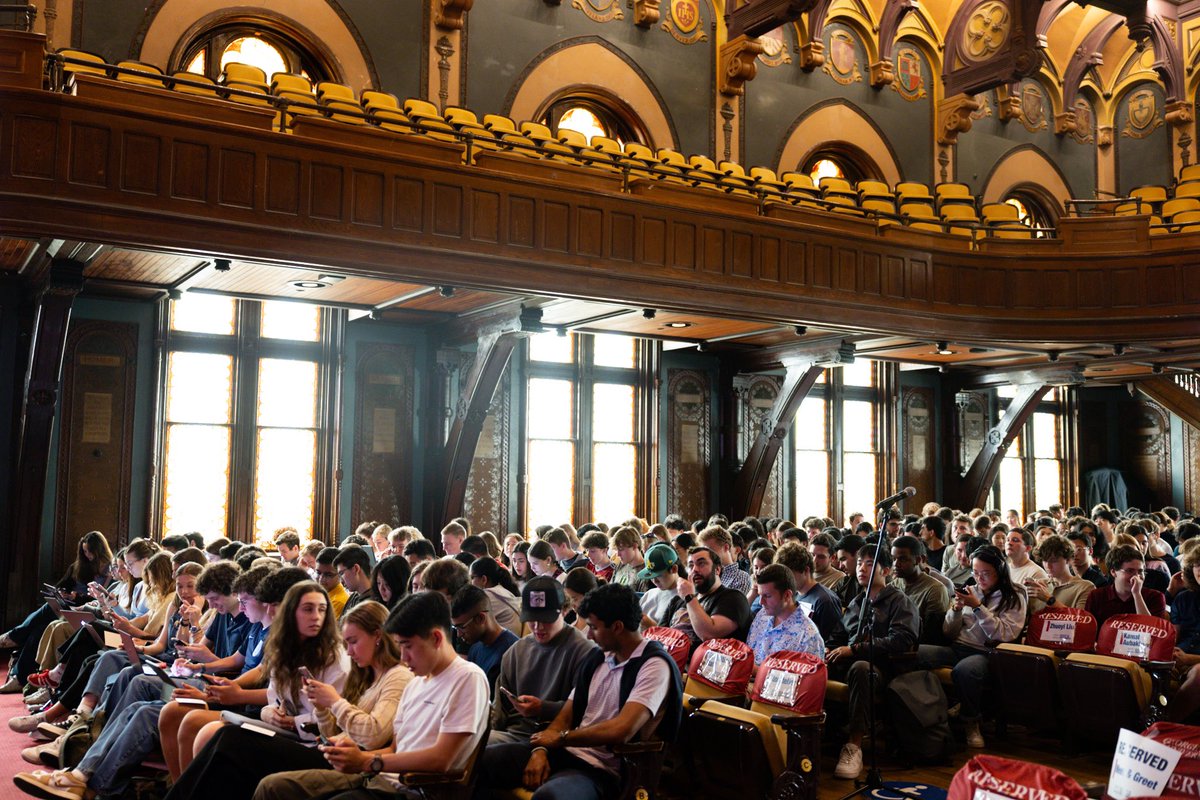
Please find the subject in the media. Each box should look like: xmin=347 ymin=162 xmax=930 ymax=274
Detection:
xmin=25 ymin=688 xmax=50 ymax=707
xmin=966 ymin=722 xmax=986 ymax=748
xmin=8 ymin=711 xmax=46 ymax=733
xmin=835 ymin=743 xmax=864 ymax=779
xmin=0 ymin=676 xmax=23 ymax=694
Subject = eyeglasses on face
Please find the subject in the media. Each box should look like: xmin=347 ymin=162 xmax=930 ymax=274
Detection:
xmin=1117 ymin=568 xmax=1146 ymax=577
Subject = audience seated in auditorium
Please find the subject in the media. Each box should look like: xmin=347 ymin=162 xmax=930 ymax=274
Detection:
xmin=747 ymin=563 xmax=825 ymax=665
xmin=774 ymin=542 xmax=845 ymax=643
xmin=1084 ymin=543 xmax=1168 ymax=624
xmin=890 ymin=535 xmax=950 ymax=642
xmin=697 ymin=525 xmax=752 ymax=596
xmin=253 ymin=591 xmax=489 ymax=800
xmin=1026 ymin=534 xmax=1094 ymax=614
xmin=451 ymin=585 xmax=519 ymax=691
xmin=663 ymin=546 xmax=752 ymax=649
xmin=333 ymin=546 xmax=374 ymax=618
xmin=468 ymin=556 xmax=522 ymax=635
xmin=477 ymin=582 xmax=681 ymax=800
xmin=809 ymin=531 xmax=846 ymax=589
xmin=1005 ymin=528 xmax=1049 ymax=586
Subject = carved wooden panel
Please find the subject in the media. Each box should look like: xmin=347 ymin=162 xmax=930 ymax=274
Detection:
xmin=462 ymin=358 xmax=512 ymax=536
xmin=736 ymin=374 xmax=784 ymax=519
xmin=1186 ymin=422 xmax=1200 ymax=514
xmin=353 ymin=344 xmax=416 ymax=526
xmin=902 ymin=387 xmax=935 ymax=508
xmin=54 ymin=320 xmax=137 ymax=574
xmin=666 ymin=369 xmax=710 ymax=520
xmin=4 ymin=85 xmax=1200 ymax=344
xmin=956 ymin=391 xmax=989 ymax=476
xmin=1120 ymin=399 xmax=1172 ymax=509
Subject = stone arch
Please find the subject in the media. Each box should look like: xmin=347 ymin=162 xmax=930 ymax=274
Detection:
xmin=136 ymin=0 xmax=377 ymax=91
xmin=776 ymin=100 xmax=902 ymax=185
xmin=980 ymin=145 xmax=1073 ymax=211
xmin=504 ymin=38 xmax=677 ymax=150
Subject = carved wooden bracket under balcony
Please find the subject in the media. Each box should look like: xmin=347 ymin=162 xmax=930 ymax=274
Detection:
xmin=938 ymin=93 xmax=982 ymax=145
xmin=996 ymin=84 xmax=1023 ymax=122
xmin=1166 ymin=99 xmax=1194 ymax=128
xmin=435 ymin=0 xmax=474 ymax=29
xmin=725 ymin=0 xmax=819 ymax=39
xmin=869 ymin=59 xmax=894 ymax=88
xmin=1054 ymin=110 xmax=1076 ymax=136
xmin=798 ymin=40 xmax=825 ymax=71
xmin=633 ymin=0 xmax=661 ymax=26
xmin=1097 ymin=125 xmax=1113 ymax=148
xmin=720 ymin=35 xmax=765 ymax=96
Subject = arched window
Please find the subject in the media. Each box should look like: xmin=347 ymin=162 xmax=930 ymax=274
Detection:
xmin=178 ymin=24 xmax=330 ymax=82
xmin=1003 ymin=192 xmax=1054 ymax=237
xmin=801 ymin=150 xmax=868 ymax=184
xmin=541 ymin=95 xmax=646 ymax=146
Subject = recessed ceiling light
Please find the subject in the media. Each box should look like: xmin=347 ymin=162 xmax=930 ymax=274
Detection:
xmin=935 ymin=341 xmax=953 ymax=355
xmin=291 ymin=280 xmax=328 ymax=290
xmin=663 ymin=321 xmax=692 ymax=329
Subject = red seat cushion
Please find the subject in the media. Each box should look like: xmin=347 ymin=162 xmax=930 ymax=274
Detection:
xmin=687 ymin=638 xmax=755 ymax=695
xmin=1025 ymin=606 xmax=1098 ymax=652
xmin=748 ymin=650 xmax=826 ymax=714
xmin=643 ymin=626 xmax=691 ymax=673
xmin=949 ymin=755 xmax=1087 ymax=800
xmin=1097 ymin=614 xmax=1176 ymax=662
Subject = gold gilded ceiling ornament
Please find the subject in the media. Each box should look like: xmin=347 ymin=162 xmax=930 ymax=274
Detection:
xmin=571 ymin=0 xmax=623 ymax=23
xmin=1121 ymin=89 xmax=1163 ymax=139
xmin=822 ymin=30 xmax=862 ymax=85
xmin=963 ymin=0 xmax=1010 ymax=62
xmin=892 ymin=47 xmax=926 ymax=100
xmin=661 ymin=0 xmax=708 ymax=44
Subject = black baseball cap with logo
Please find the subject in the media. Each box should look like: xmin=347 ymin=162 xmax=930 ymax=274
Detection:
xmin=521 ymin=576 xmax=565 ymax=623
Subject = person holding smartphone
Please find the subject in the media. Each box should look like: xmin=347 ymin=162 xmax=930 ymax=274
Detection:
xmin=164 ymin=601 xmax=410 ymax=800
xmin=917 ymin=545 xmax=1026 ymax=750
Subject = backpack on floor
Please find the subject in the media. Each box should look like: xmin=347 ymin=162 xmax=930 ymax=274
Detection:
xmin=885 ymin=669 xmax=953 ymax=763
xmin=58 ymin=709 xmax=105 ymax=770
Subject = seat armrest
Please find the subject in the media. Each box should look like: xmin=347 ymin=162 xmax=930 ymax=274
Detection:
xmin=613 ymin=740 xmax=665 ymax=755
xmin=401 ymin=771 xmax=465 ymax=787
xmin=686 ymin=696 xmax=708 ymax=710
xmin=1142 ymin=660 xmax=1175 ymax=673
xmin=770 ymin=712 xmax=824 ymax=729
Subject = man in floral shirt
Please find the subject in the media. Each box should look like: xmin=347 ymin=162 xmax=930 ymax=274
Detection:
xmin=746 ymin=564 xmax=825 ymax=666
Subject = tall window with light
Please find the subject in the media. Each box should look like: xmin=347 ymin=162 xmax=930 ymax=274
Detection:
xmin=993 ymin=387 xmax=1064 ymax=520
xmin=159 ymin=296 xmax=335 ymax=543
xmin=524 ymin=332 xmax=641 ymax=528
xmin=792 ymin=360 xmax=882 ymax=526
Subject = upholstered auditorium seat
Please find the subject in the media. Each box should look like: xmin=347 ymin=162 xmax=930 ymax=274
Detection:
xmin=315 ymin=82 xmax=365 ymax=124
xmin=114 ymin=60 xmax=165 ymax=88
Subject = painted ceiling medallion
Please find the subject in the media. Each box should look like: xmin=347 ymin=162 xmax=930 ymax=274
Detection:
xmin=1122 ymin=89 xmax=1163 ymax=139
xmin=661 ymin=0 xmax=708 ymax=44
xmin=572 ymin=0 xmax=623 ymax=23
xmin=1020 ymin=83 xmax=1047 ymax=132
xmin=892 ymin=47 xmax=926 ymax=101
xmin=823 ymin=30 xmax=862 ymax=85
xmin=963 ymin=0 xmax=1010 ymax=62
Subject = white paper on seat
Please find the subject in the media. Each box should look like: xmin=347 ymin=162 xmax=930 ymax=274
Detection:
xmin=699 ymin=650 xmax=732 ymax=686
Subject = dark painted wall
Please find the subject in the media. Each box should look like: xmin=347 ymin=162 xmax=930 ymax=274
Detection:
xmin=745 ymin=25 xmax=934 ymax=181
xmin=956 ymin=78 xmax=1097 ymax=199
xmin=1115 ymin=82 xmax=1172 ymax=194
xmin=464 ymin=1 xmax=714 ymax=154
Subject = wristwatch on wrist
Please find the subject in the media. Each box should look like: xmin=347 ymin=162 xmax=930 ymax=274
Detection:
xmin=1046 ymin=596 xmax=1056 ymax=605
xmin=365 ymin=754 xmax=385 ymax=777
xmin=682 ymin=593 xmax=696 ymax=604
xmin=559 ymin=729 xmax=570 ymax=745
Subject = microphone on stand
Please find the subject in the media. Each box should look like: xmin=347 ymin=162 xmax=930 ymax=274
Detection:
xmin=875 ymin=486 xmax=916 ymax=509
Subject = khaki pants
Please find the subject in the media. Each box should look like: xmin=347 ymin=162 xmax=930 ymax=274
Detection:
xmin=253 ymin=769 xmax=412 ymax=800
xmin=36 ymin=620 xmax=74 ymax=670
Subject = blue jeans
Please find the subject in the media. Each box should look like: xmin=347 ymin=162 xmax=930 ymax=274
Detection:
xmin=474 ymin=742 xmax=614 ymax=800
xmin=78 ymin=700 xmax=164 ymax=794
xmin=83 ymin=649 xmax=131 ymax=700
xmin=917 ymin=644 xmax=991 ymax=721
xmin=10 ymin=603 xmax=57 ymax=682
xmin=104 ymin=668 xmax=202 ymax=720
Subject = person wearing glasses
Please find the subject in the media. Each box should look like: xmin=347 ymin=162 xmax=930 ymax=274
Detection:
xmin=450 ymin=585 xmax=518 ymax=693
xmin=1084 ymin=543 xmax=1167 ymax=626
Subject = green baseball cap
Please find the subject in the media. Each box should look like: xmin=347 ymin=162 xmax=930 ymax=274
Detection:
xmin=638 ymin=542 xmax=678 ymax=580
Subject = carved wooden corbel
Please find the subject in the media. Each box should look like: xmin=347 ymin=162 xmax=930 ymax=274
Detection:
xmin=1166 ymin=99 xmax=1194 ymax=128
xmin=720 ymin=35 xmax=765 ymax=96
xmin=938 ymin=93 xmax=982 ymax=145
xmin=798 ymin=40 xmax=825 ymax=71
xmin=1054 ymin=110 xmax=1076 ymax=136
xmin=1097 ymin=125 xmax=1113 ymax=148
xmin=869 ymin=59 xmax=894 ymax=88
xmin=996 ymin=84 xmax=1023 ymax=122
xmin=434 ymin=0 xmax=474 ymax=29
xmin=633 ymin=0 xmax=661 ymax=26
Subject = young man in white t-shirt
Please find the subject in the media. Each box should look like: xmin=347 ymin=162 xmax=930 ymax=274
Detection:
xmin=253 ymin=592 xmax=489 ymax=800
xmin=637 ymin=543 xmax=680 ymax=628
